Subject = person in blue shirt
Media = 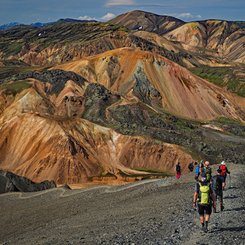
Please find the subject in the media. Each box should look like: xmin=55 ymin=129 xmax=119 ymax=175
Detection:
xmin=195 ymin=160 xmax=203 ymax=180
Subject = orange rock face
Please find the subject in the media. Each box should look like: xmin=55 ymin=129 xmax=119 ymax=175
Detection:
xmin=55 ymin=48 xmax=245 ymax=121
xmin=0 ymin=49 xmax=244 ymax=185
xmin=0 ymin=112 xmax=193 ymax=184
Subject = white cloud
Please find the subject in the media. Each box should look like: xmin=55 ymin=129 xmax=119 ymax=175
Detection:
xmin=106 ymin=0 xmax=135 ymax=7
xmin=175 ymin=12 xmax=202 ymax=19
xmin=78 ymin=15 xmax=96 ymax=21
xmin=100 ymin=13 xmax=116 ymax=21
xmin=77 ymin=13 xmax=116 ymax=22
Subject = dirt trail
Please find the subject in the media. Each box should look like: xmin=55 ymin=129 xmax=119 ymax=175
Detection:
xmin=0 ymin=163 xmax=244 ymax=245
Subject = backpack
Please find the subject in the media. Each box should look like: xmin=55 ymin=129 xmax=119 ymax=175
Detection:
xmin=212 ymin=175 xmax=222 ymax=192
xmin=188 ymin=163 xmax=194 ymax=171
xmin=219 ymin=165 xmax=227 ymax=176
xmin=199 ymin=183 xmax=211 ymax=205
xmin=201 ymin=167 xmax=212 ymax=181
xmin=176 ymin=164 xmax=181 ymax=172
xmin=195 ymin=166 xmax=199 ymax=175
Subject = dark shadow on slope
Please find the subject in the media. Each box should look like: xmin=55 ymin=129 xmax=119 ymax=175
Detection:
xmin=217 ymin=226 xmax=245 ymax=232
xmin=223 ymin=195 xmax=239 ymax=199
xmin=224 ymin=207 xmax=245 ymax=212
xmin=227 ymin=186 xmax=238 ymax=190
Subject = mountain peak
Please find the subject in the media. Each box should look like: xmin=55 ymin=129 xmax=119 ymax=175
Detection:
xmin=109 ymin=10 xmax=184 ymax=35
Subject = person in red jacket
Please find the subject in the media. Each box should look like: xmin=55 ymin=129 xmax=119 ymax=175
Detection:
xmin=218 ymin=161 xmax=230 ymax=188
xmin=176 ymin=162 xmax=181 ymax=179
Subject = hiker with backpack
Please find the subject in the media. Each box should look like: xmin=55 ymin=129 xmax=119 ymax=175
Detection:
xmin=195 ymin=160 xmax=203 ymax=180
xmin=176 ymin=162 xmax=181 ymax=179
xmin=201 ymin=161 xmax=212 ymax=182
xmin=193 ymin=176 xmax=216 ymax=233
xmin=211 ymin=169 xmax=225 ymax=212
xmin=218 ymin=161 xmax=230 ymax=189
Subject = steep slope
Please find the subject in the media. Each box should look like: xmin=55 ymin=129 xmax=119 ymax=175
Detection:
xmin=55 ymin=48 xmax=245 ymax=121
xmin=0 ymin=20 xmax=198 ymax=68
xmin=0 ymin=73 xmax=194 ymax=184
xmin=0 ymin=65 xmax=245 ymax=184
xmin=165 ymin=20 xmax=245 ymax=63
xmin=109 ymin=10 xmax=184 ymax=34
xmin=0 ymin=108 xmax=193 ymax=184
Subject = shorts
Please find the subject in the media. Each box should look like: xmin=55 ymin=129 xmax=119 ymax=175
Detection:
xmin=198 ymin=204 xmax=212 ymax=215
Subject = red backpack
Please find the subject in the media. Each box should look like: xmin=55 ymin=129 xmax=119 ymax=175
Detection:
xmin=219 ymin=165 xmax=227 ymax=176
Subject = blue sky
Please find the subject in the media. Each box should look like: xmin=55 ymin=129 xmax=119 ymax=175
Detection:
xmin=0 ymin=0 xmax=244 ymax=25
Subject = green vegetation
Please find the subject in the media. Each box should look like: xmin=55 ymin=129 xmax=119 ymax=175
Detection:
xmin=214 ymin=116 xmax=242 ymax=125
xmin=0 ymin=65 xmax=34 ymax=80
xmin=191 ymin=66 xmax=245 ymax=97
xmin=0 ymin=21 xmax=129 ymax=59
xmin=211 ymin=116 xmax=245 ymax=137
xmin=0 ymin=80 xmax=32 ymax=95
xmin=0 ymin=41 xmax=24 ymax=56
xmin=133 ymin=167 xmax=172 ymax=176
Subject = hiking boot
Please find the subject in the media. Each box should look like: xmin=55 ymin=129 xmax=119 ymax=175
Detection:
xmin=221 ymin=205 xmax=224 ymax=211
xmin=204 ymin=227 xmax=208 ymax=233
xmin=201 ymin=226 xmax=207 ymax=233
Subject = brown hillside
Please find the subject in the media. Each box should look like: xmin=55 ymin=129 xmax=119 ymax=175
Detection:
xmin=165 ymin=20 xmax=245 ymax=63
xmin=109 ymin=10 xmax=184 ymax=34
xmin=55 ymin=48 xmax=245 ymax=121
xmin=0 ymin=112 xmax=192 ymax=184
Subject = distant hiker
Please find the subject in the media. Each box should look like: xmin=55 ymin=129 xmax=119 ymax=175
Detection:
xmin=193 ymin=177 xmax=216 ymax=233
xmin=201 ymin=161 xmax=212 ymax=182
xmin=176 ymin=162 xmax=181 ymax=179
xmin=218 ymin=161 xmax=230 ymax=189
xmin=195 ymin=160 xmax=203 ymax=180
xmin=188 ymin=162 xmax=194 ymax=172
xmin=211 ymin=169 xmax=225 ymax=212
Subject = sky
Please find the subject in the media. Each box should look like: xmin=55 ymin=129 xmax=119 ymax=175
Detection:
xmin=0 ymin=0 xmax=244 ymax=25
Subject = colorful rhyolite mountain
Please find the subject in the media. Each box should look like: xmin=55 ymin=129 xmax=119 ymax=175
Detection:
xmin=0 ymin=10 xmax=244 ymax=185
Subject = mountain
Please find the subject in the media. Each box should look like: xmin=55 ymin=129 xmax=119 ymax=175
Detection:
xmin=0 ymin=11 xmax=245 ymax=185
xmin=0 ymin=22 xmax=20 ymax=30
xmin=0 ymin=18 xmax=89 ymax=31
xmin=109 ymin=10 xmax=184 ymax=34
xmin=54 ymin=48 xmax=245 ymax=121
xmin=0 ymin=19 xmax=198 ymax=68
xmin=164 ymin=20 xmax=245 ymax=64
xmin=0 ymin=68 xmax=194 ymax=183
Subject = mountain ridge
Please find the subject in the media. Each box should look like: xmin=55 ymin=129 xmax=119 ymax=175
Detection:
xmin=0 ymin=10 xmax=245 ymax=185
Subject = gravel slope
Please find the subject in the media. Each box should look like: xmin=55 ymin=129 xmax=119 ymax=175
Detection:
xmin=0 ymin=163 xmax=244 ymax=245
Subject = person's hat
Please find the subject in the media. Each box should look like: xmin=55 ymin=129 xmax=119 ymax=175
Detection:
xmin=221 ymin=161 xmax=226 ymax=165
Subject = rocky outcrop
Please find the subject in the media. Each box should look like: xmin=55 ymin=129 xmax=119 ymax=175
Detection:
xmin=0 ymin=170 xmax=56 ymax=194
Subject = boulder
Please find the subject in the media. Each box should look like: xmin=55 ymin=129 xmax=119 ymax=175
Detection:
xmin=0 ymin=170 xmax=56 ymax=194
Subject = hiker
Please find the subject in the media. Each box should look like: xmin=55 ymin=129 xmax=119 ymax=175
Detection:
xmin=201 ymin=161 xmax=212 ymax=182
xmin=188 ymin=162 xmax=194 ymax=172
xmin=211 ymin=169 xmax=225 ymax=212
xmin=195 ymin=160 xmax=203 ymax=180
xmin=218 ymin=161 xmax=230 ymax=189
xmin=176 ymin=162 xmax=181 ymax=179
xmin=193 ymin=177 xmax=216 ymax=233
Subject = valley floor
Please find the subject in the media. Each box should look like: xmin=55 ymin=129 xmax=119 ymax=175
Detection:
xmin=0 ymin=163 xmax=244 ymax=245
